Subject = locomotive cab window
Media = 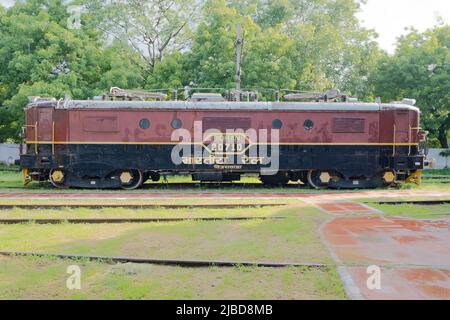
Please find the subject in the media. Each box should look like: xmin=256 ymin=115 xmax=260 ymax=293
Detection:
xmin=304 ymin=119 xmax=314 ymax=131
xmin=272 ymin=119 xmax=283 ymax=129
xmin=139 ymin=118 xmax=150 ymax=129
xmin=171 ymin=118 xmax=182 ymax=129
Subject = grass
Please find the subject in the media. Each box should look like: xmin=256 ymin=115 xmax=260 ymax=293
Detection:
xmin=0 ymin=205 xmax=348 ymax=299
xmin=423 ymin=169 xmax=450 ymax=176
xmin=0 ymin=205 xmax=294 ymax=220
xmin=368 ymin=203 xmax=450 ymax=219
xmin=0 ymin=206 xmax=332 ymax=264
xmin=0 ymin=256 xmax=346 ymax=300
xmin=0 ymin=198 xmax=298 ymax=207
xmin=0 ymin=168 xmax=448 ymax=300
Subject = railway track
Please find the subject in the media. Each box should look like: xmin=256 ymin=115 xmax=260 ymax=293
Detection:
xmin=1 ymin=182 xmax=309 ymax=190
xmin=0 ymin=251 xmax=328 ymax=269
xmin=0 ymin=203 xmax=286 ymax=210
xmin=0 ymin=216 xmax=288 ymax=224
xmin=0 ymin=191 xmax=327 ymax=199
xmin=422 ymin=176 xmax=450 ymax=180
xmin=2 ymin=189 xmax=450 ymax=199
xmin=2 ymin=251 xmax=448 ymax=270
xmin=370 ymin=199 xmax=450 ymax=205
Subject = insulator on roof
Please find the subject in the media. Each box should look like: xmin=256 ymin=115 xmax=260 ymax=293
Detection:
xmin=27 ymin=96 xmax=56 ymax=103
xmin=284 ymin=89 xmax=342 ymax=102
xmin=190 ymin=93 xmax=226 ymax=102
xmin=108 ymin=87 xmax=167 ymax=101
xmin=401 ymin=98 xmax=416 ymax=106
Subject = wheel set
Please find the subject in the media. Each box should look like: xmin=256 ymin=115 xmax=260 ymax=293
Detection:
xmin=49 ymin=169 xmax=145 ymax=190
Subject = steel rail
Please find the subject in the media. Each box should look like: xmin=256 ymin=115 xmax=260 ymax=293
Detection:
xmin=0 ymin=203 xmax=287 ymax=210
xmin=0 ymin=251 xmax=328 ymax=269
xmin=2 ymin=251 xmax=449 ymax=270
xmin=422 ymin=176 xmax=450 ymax=180
xmin=367 ymin=200 xmax=450 ymax=205
xmin=0 ymin=216 xmax=288 ymax=225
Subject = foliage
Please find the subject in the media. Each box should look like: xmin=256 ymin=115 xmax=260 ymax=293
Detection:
xmin=0 ymin=0 xmax=111 ymax=141
xmin=439 ymin=150 xmax=450 ymax=158
xmin=372 ymin=25 xmax=450 ymax=147
xmin=0 ymin=0 xmax=447 ymax=145
xmin=84 ymin=0 xmax=200 ymax=71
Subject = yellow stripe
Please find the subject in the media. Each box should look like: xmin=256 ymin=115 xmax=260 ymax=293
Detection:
xmin=26 ymin=140 xmax=419 ymax=147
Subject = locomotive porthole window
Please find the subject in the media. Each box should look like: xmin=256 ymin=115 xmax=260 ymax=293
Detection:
xmin=139 ymin=118 xmax=150 ymax=130
xmin=171 ymin=118 xmax=182 ymax=129
xmin=304 ymin=119 xmax=314 ymax=131
xmin=272 ymin=119 xmax=283 ymax=129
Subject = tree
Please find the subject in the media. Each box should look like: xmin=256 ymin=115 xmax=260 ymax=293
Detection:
xmin=85 ymin=0 xmax=202 ymax=73
xmin=0 ymin=0 xmax=112 ymax=142
xmin=98 ymin=41 xmax=147 ymax=90
xmin=372 ymin=26 xmax=450 ymax=147
xmin=146 ymin=51 xmax=185 ymax=89
xmin=183 ymin=0 xmax=258 ymax=88
xmin=285 ymin=0 xmax=382 ymax=96
xmin=184 ymin=0 xmax=381 ymax=98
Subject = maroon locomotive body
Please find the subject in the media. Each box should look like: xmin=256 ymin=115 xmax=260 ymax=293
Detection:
xmin=20 ymin=98 xmax=426 ymax=189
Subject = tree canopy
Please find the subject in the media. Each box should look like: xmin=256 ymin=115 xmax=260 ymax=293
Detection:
xmin=371 ymin=25 xmax=450 ymax=147
xmin=0 ymin=0 xmax=449 ymax=147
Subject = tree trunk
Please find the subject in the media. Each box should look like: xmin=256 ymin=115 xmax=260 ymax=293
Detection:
xmin=438 ymin=125 xmax=449 ymax=149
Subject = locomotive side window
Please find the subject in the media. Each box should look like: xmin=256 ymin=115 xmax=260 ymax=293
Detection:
xmin=139 ymin=118 xmax=150 ymax=129
xmin=272 ymin=119 xmax=283 ymax=129
xmin=304 ymin=119 xmax=314 ymax=131
xmin=83 ymin=116 xmax=118 ymax=133
xmin=171 ymin=118 xmax=182 ymax=129
xmin=333 ymin=118 xmax=365 ymax=133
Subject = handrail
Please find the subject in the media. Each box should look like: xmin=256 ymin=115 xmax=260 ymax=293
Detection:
xmin=392 ymin=124 xmax=396 ymax=157
xmin=35 ymin=121 xmax=38 ymax=154
xmin=24 ymin=122 xmax=38 ymax=154
xmin=52 ymin=121 xmax=55 ymax=155
xmin=408 ymin=125 xmax=412 ymax=156
xmin=408 ymin=126 xmax=422 ymax=156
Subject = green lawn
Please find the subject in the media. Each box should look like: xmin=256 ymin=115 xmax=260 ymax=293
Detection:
xmin=0 ymin=256 xmax=345 ymax=300
xmin=0 ymin=169 xmax=448 ymax=300
xmin=368 ymin=203 xmax=450 ymax=219
xmin=0 ymin=205 xmax=347 ymax=299
xmin=0 ymin=207 xmax=331 ymax=263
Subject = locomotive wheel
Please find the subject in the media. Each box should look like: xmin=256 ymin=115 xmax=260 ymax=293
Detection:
xmin=150 ymin=172 xmax=161 ymax=182
xmin=119 ymin=170 xmax=143 ymax=190
xmin=375 ymin=170 xmax=397 ymax=187
xmin=49 ymin=169 xmax=68 ymax=189
xmin=307 ymin=170 xmax=339 ymax=189
xmin=382 ymin=170 xmax=396 ymax=185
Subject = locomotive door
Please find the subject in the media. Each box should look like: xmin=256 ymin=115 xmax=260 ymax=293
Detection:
xmin=33 ymin=108 xmax=55 ymax=156
xmin=37 ymin=108 xmax=54 ymax=142
xmin=394 ymin=110 xmax=410 ymax=144
xmin=393 ymin=110 xmax=410 ymax=159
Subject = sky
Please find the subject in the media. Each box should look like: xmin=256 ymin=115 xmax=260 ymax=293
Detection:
xmin=357 ymin=0 xmax=450 ymax=53
xmin=1 ymin=0 xmax=449 ymax=53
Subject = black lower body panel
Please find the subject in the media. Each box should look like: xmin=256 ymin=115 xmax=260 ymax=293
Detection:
xmin=20 ymin=143 xmax=424 ymax=188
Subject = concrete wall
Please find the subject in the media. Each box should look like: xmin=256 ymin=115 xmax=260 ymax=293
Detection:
xmin=0 ymin=144 xmax=20 ymax=165
xmin=427 ymin=149 xmax=450 ymax=170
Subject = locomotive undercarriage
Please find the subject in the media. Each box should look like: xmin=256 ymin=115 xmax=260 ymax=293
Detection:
xmin=21 ymin=144 xmax=424 ymax=190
